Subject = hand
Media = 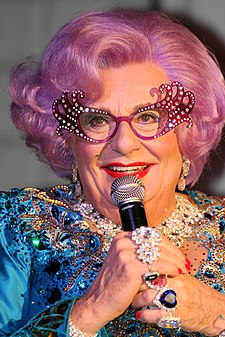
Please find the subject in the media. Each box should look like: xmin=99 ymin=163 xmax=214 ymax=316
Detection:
xmin=70 ymin=231 xmax=188 ymax=334
xmin=132 ymin=273 xmax=225 ymax=336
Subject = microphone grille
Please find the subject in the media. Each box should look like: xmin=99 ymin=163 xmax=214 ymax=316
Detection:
xmin=111 ymin=175 xmax=145 ymax=207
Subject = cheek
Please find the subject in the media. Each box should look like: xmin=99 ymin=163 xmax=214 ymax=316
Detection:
xmin=146 ymin=134 xmax=183 ymax=181
xmin=70 ymin=140 xmax=102 ymax=170
xmin=162 ymin=137 xmax=183 ymax=178
xmin=146 ymin=133 xmax=181 ymax=159
xmin=163 ymin=138 xmax=182 ymax=168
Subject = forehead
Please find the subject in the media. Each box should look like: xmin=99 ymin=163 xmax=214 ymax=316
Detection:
xmin=93 ymin=63 xmax=169 ymax=110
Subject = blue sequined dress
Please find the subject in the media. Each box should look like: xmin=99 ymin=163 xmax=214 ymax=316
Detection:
xmin=0 ymin=184 xmax=224 ymax=336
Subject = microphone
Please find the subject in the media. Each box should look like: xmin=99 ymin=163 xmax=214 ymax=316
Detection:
xmin=111 ymin=175 xmax=148 ymax=231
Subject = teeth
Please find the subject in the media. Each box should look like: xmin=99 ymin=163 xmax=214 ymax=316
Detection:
xmin=108 ymin=165 xmax=147 ymax=172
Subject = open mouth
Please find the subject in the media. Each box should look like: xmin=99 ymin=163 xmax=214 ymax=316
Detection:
xmin=100 ymin=162 xmax=152 ymax=178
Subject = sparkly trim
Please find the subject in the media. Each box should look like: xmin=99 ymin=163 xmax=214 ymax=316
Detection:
xmin=157 ymin=194 xmax=203 ymax=247
xmin=78 ymin=194 xmax=204 ymax=248
xmin=69 ymin=318 xmax=97 ymax=337
xmin=1 ymin=185 xmax=224 ymax=336
xmin=16 ymin=185 xmax=225 ymax=295
xmin=52 ymin=82 xmax=194 ymax=142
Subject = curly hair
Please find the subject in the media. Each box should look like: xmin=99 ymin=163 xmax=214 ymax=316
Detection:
xmin=9 ymin=9 xmax=225 ymax=184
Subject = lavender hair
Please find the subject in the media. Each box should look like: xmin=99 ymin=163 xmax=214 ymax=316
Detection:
xmin=9 ymin=9 xmax=225 ymax=184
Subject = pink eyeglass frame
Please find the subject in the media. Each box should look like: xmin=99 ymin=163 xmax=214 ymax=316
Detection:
xmin=52 ymin=81 xmax=195 ymax=143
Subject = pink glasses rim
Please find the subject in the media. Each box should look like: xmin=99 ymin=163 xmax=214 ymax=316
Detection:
xmin=52 ymin=81 xmax=195 ymax=143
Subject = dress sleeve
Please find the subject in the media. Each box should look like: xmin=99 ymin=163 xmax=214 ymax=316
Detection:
xmin=0 ymin=190 xmax=109 ymax=336
xmin=0 ymin=190 xmax=75 ymax=336
xmin=0 ymin=190 xmax=34 ymax=335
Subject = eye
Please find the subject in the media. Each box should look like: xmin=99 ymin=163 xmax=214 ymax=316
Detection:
xmin=80 ymin=112 xmax=114 ymax=130
xmin=134 ymin=110 xmax=160 ymax=124
xmin=88 ymin=115 xmax=108 ymax=127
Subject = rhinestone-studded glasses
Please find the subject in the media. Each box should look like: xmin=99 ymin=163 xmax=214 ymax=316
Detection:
xmin=52 ymin=81 xmax=195 ymax=143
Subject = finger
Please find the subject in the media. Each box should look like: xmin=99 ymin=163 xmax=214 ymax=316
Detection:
xmin=119 ymin=231 xmax=189 ymax=273
xmin=136 ymin=307 xmax=181 ymax=330
xmin=132 ymin=288 xmax=158 ymax=308
xmin=135 ymin=307 xmax=165 ymax=324
xmin=112 ymin=232 xmax=189 ymax=277
xmin=149 ymin=255 xmax=188 ymax=276
xmin=135 ymin=274 xmax=184 ymax=311
xmin=158 ymin=234 xmax=186 ymax=261
xmin=115 ymin=231 xmax=184 ymax=263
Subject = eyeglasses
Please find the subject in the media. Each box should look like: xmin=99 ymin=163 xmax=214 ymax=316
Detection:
xmin=52 ymin=81 xmax=194 ymax=143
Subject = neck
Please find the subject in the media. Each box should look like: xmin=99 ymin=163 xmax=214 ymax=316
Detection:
xmin=144 ymin=192 xmax=177 ymax=227
xmin=86 ymin=190 xmax=178 ymax=228
xmin=79 ymin=188 xmax=202 ymax=245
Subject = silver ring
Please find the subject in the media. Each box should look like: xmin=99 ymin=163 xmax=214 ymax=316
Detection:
xmin=131 ymin=226 xmax=161 ymax=266
xmin=157 ymin=315 xmax=181 ymax=329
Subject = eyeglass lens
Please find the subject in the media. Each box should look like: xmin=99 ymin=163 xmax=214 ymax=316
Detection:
xmin=79 ymin=109 xmax=168 ymax=141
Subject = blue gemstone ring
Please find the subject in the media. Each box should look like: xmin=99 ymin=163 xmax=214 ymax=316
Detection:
xmin=153 ymin=287 xmax=177 ymax=311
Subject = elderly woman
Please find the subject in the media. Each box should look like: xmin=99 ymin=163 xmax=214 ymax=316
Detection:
xmin=0 ymin=8 xmax=225 ymax=337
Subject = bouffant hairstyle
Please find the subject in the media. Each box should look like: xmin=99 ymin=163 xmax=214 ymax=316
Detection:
xmin=10 ymin=9 xmax=225 ymax=185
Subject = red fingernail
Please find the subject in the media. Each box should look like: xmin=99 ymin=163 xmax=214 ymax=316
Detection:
xmin=136 ymin=311 xmax=141 ymax=319
xmin=186 ymin=258 xmax=191 ymax=265
xmin=185 ymin=258 xmax=191 ymax=271
xmin=178 ymin=268 xmax=183 ymax=274
xmin=185 ymin=263 xmax=191 ymax=271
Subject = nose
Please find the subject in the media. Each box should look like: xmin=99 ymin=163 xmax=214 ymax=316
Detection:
xmin=109 ymin=121 xmax=141 ymax=155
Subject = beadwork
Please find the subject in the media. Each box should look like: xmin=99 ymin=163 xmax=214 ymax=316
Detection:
xmin=78 ymin=194 xmax=203 ymax=248
xmin=157 ymin=195 xmax=203 ymax=247
xmin=1 ymin=185 xmax=224 ymax=336
xmin=69 ymin=318 xmax=97 ymax=337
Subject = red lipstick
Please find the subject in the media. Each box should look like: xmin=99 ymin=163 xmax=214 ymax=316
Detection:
xmin=100 ymin=162 xmax=153 ymax=179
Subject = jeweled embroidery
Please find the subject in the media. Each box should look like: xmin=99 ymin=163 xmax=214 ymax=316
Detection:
xmin=4 ymin=185 xmax=224 ymax=337
xmin=18 ymin=187 xmax=108 ymax=294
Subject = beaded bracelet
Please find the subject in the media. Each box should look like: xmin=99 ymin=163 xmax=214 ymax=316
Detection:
xmin=69 ymin=318 xmax=97 ymax=337
xmin=219 ymin=331 xmax=225 ymax=337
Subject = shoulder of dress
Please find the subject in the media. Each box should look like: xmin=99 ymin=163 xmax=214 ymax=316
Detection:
xmin=184 ymin=189 xmax=225 ymax=237
xmin=0 ymin=188 xmax=28 ymax=217
xmin=184 ymin=188 xmax=225 ymax=210
xmin=0 ymin=184 xmax=84 ymax=227
xmin=0 ymin=184 xmax=95 ymax=255
xmin=0 ymin=184 xmax=78 ymax=207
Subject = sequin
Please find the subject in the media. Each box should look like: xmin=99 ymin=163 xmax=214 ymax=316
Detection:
xmin=0 ymin=185 xmax=224 ymax=336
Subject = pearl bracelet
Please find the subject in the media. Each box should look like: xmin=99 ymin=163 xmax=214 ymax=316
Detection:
xmin=69 ymin=318 xmax=97 ymax=337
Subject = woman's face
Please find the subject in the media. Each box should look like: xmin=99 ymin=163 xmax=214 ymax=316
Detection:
xmin=70 ymin=63 xmax=183 ymax=222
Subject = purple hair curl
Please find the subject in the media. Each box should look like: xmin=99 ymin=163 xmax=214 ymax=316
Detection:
xmin=9 ymin=9 xmax=225 ymax=184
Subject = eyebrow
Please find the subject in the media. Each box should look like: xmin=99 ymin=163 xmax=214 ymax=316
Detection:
xmin=133 ymin=101 xmax=155 ymax=111
xmin=87 ymin=101 xmax=154 ymax=114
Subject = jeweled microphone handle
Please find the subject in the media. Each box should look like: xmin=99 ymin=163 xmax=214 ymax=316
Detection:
xmin=111 ymin=175 xmax=148 ymax=231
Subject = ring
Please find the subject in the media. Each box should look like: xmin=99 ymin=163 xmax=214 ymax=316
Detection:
xmin=157 ymin=315 xmax=181 ymax=329
xmin=131 ymin=226 xmax=161 ymax=266
xmin=143 ymin=272 xmax=168 ymax=290
xmin=153 ymin=287 xmax=177 ymax=311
